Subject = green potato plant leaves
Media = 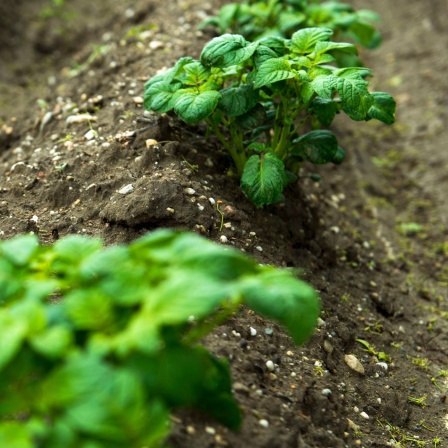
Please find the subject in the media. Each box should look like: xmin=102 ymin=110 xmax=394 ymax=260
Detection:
xmin=173 ymin=90 xmax=221 ymax=125
xmin=200 ymin=0 xmax=382 ymax=58
xmin=0 ymin=230 xmax=319 ymax=447
xmin=241 ymin=153 xmax=288 ymax=206
xmin=144 ymin=26 xmax=395 ymax=206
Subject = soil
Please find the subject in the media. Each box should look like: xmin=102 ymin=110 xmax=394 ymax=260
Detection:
xmin=1 ymin=0 xmax=447 ymax=447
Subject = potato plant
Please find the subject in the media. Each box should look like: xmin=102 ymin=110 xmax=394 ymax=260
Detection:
xmin=144 ymin=28 xmax=396 ymax=206
xmin=200 ymin=0 xmax=381 ymax=66
xmin=0 ymin=230 xmax=319 ymax=447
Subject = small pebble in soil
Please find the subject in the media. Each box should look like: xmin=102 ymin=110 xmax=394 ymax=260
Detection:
xmin=145 ymin=138 xmax=158 ymax=148
xmin=344 ymin=354 xmax=365 ymax=375
xmin=324 ymin=340 xmax=334 ymax=354
xmin=205 ymin=426 xmax=216 ymax=435
xmin=360 ymin=411 xmax=370 ymax=420
xmin=197 ymin=204 xmax=204 ymax=211
xmin=258 ymin=419 xmax=269 ymax=428
xmin=268 ymin=373 xmax=277 ymax=381
xmin=250 ymin=327 xmax=257 ymax=337
xmin=84 ymin=129 xmax=97 ymax=140
xmin=118 ymin=184 xmax=134 ymax=195
xmin=347 ymin=419 xmax=359 ymax=432
xmin=317 ymin=317 xmax=326 ymax=328
xmin=321 ymin=388 xmax=332 ymax=396
xmin=264 ymin=328 xmax=273 ymax=336
xmin=184 ymin=188 xmax=195 ymax=195
xmin=219 ymin=235 xmax=228 ymax=244
xmin=266 ymin=360 xmax=275 ymax=372
xmin=376 ymin=362 xmax=388 ymax=370
xmin=209 ymin=197 xmax=216 ymax=205
xmin=255 ymin=246 xmax=263 ymax=251
xmin=186 ymin=426 xmax=195 ymax=435
xmin=66 ymin=114 xmax=97 ymax=125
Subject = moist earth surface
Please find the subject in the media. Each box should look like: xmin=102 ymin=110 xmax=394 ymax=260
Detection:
xmin=0 ymin=1 xmax=447 ymax=447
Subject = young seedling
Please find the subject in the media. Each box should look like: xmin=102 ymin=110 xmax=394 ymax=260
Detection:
xmin=144 ymin=29 xmax=395 ymax=206
xmin=356 ymin=338 xmax=391 ymax=362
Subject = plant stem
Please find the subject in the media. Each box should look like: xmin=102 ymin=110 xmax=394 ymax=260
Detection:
xmin=206 ymin=118 xmax=246 ymax=176
xmin=274 ymin=124 xmax=292 ymax=160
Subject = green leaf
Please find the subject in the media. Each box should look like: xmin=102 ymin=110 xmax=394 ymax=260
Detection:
xmin=335 ymin=66 xmax=372 ymax=79
xmin=132 ymin=231 xmax=258 ymax=281
xmin=247 ymin=142 xmax=269 ymax=153
xmin=278 ymin=11 xmax=306 ymax=34
xmin=366 ymin=92 xmax=396 ymax=124
xmin=174 ymin=90 xmax=221 ymax=124
xmin=29 ymin=326 xmax=73 ymax=359
xmin=199 ymin=3 xmax=240 ymax=32
xmin=256 ymin=36 xmax=288 ymax=56
xmin=310 ymin=74 xmax=338 ymax=98
xmin=292 ymin=130 xmax=339 ymax=164
xmin=0 ymin=311 xmax=28 ymax=371
xmin=253 ymin=58 xmax=296 ymax=89
xmin=63 ymin=289 xmax=115 ymax=330
xmin=144 ymin=81 xmax=182 ymax=113
xmin=349 ymin=21 xmax=380 ymax=48
xmin=218 ymin=84 xmax=259 ymax=117
xmin=53 ymin=235 xmax=103 ymax=266
xmin=144 ymin=57 xmax=194 ymax=88
xmin=131 ymin=344 xmax=241 ymax=429
xmin=235 ymin=104 xmax=267 ymax=130
xmin=241 ymin=153 xmax=288 ymax=206
xmin=200 ymin=34 xmax=258 ymax=68
xmin=182 ymin=61 xmax=211 ymax=86
xmin=332 ymin=146 xmax=346 ymax=165
xmin=313 ymin=41 xmax=358 ymax=57
xmin=300 ymin=80 xmax=315 ymax=104
xmin=240 ymin=269 xmax=320 ymax=345
xmin=66 ymin=369 xmax=151 ymax=442
xmin=335 ymin=71 xmax=374 ymax=120
xmin=310 ymin=97 xmax=339 ymax=126
xmin=78 ymin=245 xmax=151 ymax=307
xmin=0 ymin=422 xmax=32 ymax=448
xmin=291 ymin=28 xmax=333 ymax=54
xmin=252 ymin=45 xmax=279 ymax=66
xmin=144 ymin=270 xmax=231 ymax=326
xmin=0 ymin=235 xmax=39 ymax=266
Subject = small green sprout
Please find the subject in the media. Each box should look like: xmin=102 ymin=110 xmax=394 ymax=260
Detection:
xmin=410 ymin=356 xmax=431 ymax=371
xmin=356 ymin=338 xmax=391 ymax=362
xmin=408 ymin=394 xmax=427 ymax=408
xmin=364 ymin=321 xmax=384 ymax=334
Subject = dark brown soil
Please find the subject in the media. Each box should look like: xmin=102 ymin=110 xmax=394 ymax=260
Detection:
xmin=0 ymin=1 xmax=447 ymax=447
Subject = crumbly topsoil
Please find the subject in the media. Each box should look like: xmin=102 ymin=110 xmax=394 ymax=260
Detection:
xmin=0 ymin=0 xmax=447 ymax=447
